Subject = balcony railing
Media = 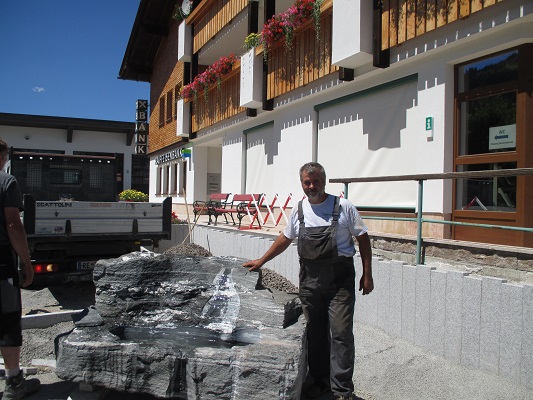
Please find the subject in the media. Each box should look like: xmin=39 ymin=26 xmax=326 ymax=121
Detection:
xmin=191 ymin=65 xmax=245 ymax=132
xmin=266 ymin=2 xmax=337 ymax=100
xmin=330 ymin=168 xmax=533 ymax=263
xmin=187 ymin=0 xmax=249 ymax=54
xmin=380 ymin=0 xmax=504 ymax=50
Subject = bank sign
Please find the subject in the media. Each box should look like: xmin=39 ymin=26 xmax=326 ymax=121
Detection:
xmin=155 ymin=148 xmax=191 ymax=165
xmin=489 ymin=124 xmax=516 ymax=150
xmin=135 ymin=99 xmax=149 ymax=154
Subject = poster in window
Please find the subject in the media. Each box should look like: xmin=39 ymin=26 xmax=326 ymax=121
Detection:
xmin=488 ymin=124 xmax=516 ymax=150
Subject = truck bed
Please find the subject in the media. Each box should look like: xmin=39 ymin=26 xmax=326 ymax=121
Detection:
xmin=22 ymin=195 xmax=172 ymax=285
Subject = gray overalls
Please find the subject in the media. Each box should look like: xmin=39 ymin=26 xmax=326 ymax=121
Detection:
xmin=297 ymin=196 xmax=355 ymax=397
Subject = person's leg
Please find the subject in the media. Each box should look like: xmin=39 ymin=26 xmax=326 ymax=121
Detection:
xmin=327 ymin=260 xmax=356 ymax=398
xmin=1 ymin=335 xmax=41 ymax=399
xmin=1 ymin=345 xmax=21 ymax=371
xmin=1 ymin=277 xmax=40 ymax=399
xmin=328 ymin=287 xmax=355 ymax=397
xmin=299 ymin=262 xmax=331 ymax=382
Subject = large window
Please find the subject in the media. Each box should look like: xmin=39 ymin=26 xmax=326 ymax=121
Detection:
xmin=455 ymin=49 xmax=520 ymax=212
xmin=156 ymin=159 xmax=187 ymax=197
xmin=456 ymin=162 xmax=516 ymax=212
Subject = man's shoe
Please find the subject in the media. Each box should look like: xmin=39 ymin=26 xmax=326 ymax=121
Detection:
xmin=3 ymin=370 xmax=41 ymax=400
xmin=305 ymin=380 xmax=330 ymax=398
xmin=335 ymin=394 xmax=354 ymax=400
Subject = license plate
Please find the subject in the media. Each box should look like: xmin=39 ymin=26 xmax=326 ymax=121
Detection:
xmin=77 ymin=261 xmax=96 ymax=270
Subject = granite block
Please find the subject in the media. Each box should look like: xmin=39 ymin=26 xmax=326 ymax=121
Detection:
xmin=479 ymin=276 xmax=505 ymax=375
xmin=414 ymin=265 xmax=435 ymax=350
xmin=429 ymin=270 xmax=447 ymax=357
xmin=401 ymin=265 xmax=417 ymax=342
xmin=445 ymin=270 xmax=469 ymax=364
xmin=499 ymin=283 xmax=522 ymax=382
xmin=461 ymin=276 xmax=482 ymax=369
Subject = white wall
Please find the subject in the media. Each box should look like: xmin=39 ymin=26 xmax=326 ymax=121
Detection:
xmin=221 ymin=132 xmax=244 ymax=194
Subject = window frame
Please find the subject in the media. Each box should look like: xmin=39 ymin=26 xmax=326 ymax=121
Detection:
xmin=452 ymin=44 xmax=533 ymax=245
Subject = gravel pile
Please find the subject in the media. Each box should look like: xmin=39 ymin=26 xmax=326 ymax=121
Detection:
xmin=260 ymin=269 xmax=299 ymax=294
xmin=163 ymin=242 xmax=213 ymax=257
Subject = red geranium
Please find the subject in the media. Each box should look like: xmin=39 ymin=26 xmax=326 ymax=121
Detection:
xmin=260 ymin=0 xmax=320 ymax=54
xmin=179 ymin=54 xmax=238 ymax=102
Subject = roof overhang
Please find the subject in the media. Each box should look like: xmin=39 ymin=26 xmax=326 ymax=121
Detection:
xmin=118 ymin=0 xmax=176 ymax=82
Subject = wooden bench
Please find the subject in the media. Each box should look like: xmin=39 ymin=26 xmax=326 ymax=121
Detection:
xmin=209 ymin=193 xmax=263 ymax=229
xmin=193 ymin=193 xmax=231 ymax=224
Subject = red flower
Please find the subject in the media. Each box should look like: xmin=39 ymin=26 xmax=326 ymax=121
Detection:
xmin=179 ymin=54 xmax=237 ymax=102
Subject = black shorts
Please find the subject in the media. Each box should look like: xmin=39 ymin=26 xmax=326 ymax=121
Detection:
xmin=0 ymin=246 xmax=22 ymax=347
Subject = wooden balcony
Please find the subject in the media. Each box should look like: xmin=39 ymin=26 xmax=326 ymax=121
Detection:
xmin=190 ymin=65 xmax=245 ymax=132
xmin=187 ymin=0 xmax=339 ymax=131
xmin=187 ymin=0 xmax=249 ymax=54
xmin=380 ymin=0 xmax=505 ymax=50
xmin=266 ymin=0 xmax=337 ymax=100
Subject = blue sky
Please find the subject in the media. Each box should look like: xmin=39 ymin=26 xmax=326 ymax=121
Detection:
xmin=0 ymin=1 xmax=149 ymax=122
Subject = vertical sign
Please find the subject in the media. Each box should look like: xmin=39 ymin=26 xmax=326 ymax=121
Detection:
xmin=135 ymin=99 xmax=148 ymax=154
xmin=425 ymin=117 xmax=433 ymax=131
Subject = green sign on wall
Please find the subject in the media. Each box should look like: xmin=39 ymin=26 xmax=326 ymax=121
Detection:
xmin=425 ymin=117 xmax=433 ymax=131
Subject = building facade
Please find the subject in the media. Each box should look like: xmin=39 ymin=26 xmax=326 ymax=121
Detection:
xmin=0 ymin=113 xmax=148 ymax=201
xmin=120 ymin=0 xmax=533 ymax=247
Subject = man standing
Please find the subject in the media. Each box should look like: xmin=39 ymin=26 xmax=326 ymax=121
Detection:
xmin=0 ymin=139 xmax=40 ymax=399
xmin=244 ymin=162 xmax=373 ymax=400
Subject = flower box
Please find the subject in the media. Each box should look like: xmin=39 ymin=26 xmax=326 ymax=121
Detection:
xmin=178 ymin=21 xmax=192 ymax=62
xmin=331 ymin=0 xmax=372 ymax=68
xmin=176 ymin=99 xmax=190 ymax=137
xmin=239 ymin=48 xmax=263 ymax=109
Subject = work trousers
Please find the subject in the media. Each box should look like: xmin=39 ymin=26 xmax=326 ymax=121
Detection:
xmin=299 ymin=256 xmax=355 ymax=397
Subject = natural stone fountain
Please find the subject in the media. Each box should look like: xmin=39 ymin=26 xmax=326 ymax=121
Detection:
xmin=55 ymin=251 xmax=307 ymax=399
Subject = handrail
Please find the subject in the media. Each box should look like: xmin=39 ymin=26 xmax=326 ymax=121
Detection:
xmin=329 ymin=168 xmax=533 ymax=264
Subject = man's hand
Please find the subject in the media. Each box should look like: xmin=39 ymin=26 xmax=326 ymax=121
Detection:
xmin=243 ymin=259 xmax=263 ymax=272
xmin=20 ymin=262 xmax=34 ymax=287
xmin=359 ymin=274 xmax=373 ymax=295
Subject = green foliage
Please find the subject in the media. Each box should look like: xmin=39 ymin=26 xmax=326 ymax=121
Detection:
xmin=244 ymin=33 xmax=261 ymax=51
xmin=119 ymin=189 xmax=149 ymax=202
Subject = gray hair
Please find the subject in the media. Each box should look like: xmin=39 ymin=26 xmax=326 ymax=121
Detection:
xmin=299 ymin=162 xmax=326 ymax=183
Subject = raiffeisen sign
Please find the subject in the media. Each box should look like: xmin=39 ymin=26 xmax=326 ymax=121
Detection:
xmin=155 ymin=148 xmax=191 ymax=165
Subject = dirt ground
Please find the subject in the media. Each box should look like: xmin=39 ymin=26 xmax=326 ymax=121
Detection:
xmin=19 ymin=282 xmax=96 ymax=367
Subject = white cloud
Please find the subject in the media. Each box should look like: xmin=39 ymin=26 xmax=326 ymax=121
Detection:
xmin=32 ymin=87 xmax=45 ymax=93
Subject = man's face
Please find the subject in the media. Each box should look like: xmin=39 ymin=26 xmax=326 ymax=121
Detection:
xmin=301 ymin=170 xmax=326 ymax=203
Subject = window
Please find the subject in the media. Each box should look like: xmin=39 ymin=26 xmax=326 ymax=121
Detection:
xmin=455 ymin=49 xmax=520 ymax=212
xmin=170 ymin=163 xmax=178 ymax=195
xmin=161 ymin=165 xmax=170 ymax=194
xmin=457 ymin=50 xmax=518 ymax=93
xmin=159 ymin=97 xmax=165 ymax=127
xmin=458 ymin=92 xmax=516 ymax=156
xmin=180 ymin=160 xmax=187 ymax=195
xmin=166 ymin=90 xmax=173 ymax=123
xmin=161 ymin=160 xmax=187 ymax=196
xmin=456 ymin=162 xmax=516 ymax=212
xmin=156 ymin=166 xmax=162 ymax=195
xmin=89 ymin=165 xmax=104 ymax=189
xmin=26 ymin=163 xmax=42 ymax=188
xmin=50 ymin=166 xmax=82 ymax=185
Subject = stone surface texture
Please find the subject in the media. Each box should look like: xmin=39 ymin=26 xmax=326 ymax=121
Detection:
xmin=55 ymin=252 xmax=306 ymax=399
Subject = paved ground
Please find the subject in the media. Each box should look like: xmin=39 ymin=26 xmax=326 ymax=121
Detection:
xmin=2 ymin=219 xmax=533 ymax=399
xmin=2 ymin=320 xmax=533 ymax=400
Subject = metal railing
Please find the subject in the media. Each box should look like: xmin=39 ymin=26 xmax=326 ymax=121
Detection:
xmin=330 ymin=168 xmax=533 ymax=265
